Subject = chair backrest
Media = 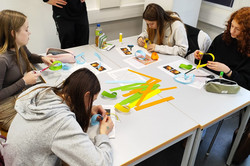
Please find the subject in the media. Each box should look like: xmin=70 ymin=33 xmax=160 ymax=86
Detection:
xmin=184 ymin=24 xmax=212 ymax=62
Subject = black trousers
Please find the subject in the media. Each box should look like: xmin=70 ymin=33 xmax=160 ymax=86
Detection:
xmin=53 ymin=16 xmax=89 ymax=49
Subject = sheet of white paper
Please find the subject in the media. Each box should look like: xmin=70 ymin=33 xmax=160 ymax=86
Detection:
xmin=158 ymin=59 xmax=215 ymax=89
xmin=108 ymin=67 xmax=146 ymax=86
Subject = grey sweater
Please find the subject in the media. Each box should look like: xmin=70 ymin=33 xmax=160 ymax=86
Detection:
xmin=1 ymin=84 xmax=113 ymax=166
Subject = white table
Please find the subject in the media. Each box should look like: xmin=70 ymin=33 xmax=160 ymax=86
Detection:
xmin=93 ymin=36 xmax=250 ymax=166
xmin=38 ymin=44 xmax=199 ymax=166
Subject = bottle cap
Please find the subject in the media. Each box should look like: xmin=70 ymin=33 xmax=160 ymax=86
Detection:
xmin=97 ymin=23 xmax=100 ymax=27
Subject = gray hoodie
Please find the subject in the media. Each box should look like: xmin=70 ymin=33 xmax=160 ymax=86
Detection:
xmin=1 ymin=84 xmax=113 ymax=166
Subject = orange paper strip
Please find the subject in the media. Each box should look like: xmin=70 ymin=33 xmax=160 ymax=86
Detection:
xmin=135 ymin=96 xmax=175 ymax=111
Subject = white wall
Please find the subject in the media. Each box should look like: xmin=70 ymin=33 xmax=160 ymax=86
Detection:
xmin=197 ymin=0 xmax=250 ymax=40
xmin=1 ymin=0 xmax=144 ymax=54
xmin=143 ymin=0 xmax=202 ymax=31
xmin=1 ymin=0 xmax=60 ymax=54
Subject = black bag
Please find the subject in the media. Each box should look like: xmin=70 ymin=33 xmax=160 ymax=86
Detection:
xmin=232 ymin=119 xmax=250 ymax=164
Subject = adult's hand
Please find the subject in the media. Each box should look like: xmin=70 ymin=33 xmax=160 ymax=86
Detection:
xmin=99 ymin=115 xmax=114 ymax=135
xmin=194 ymin=50 xmax=203 ymax=60
xmin=23 ymin=71 xmax=41 ymax=85
xmin=42 ymin=56 xmax=55 ymax=66
xmin=137 ymin=37 xmax=145 ymax=47
xmin=47 ymin=0 xmax=67 ymax=8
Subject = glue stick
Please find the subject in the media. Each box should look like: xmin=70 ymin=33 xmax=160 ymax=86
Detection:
xmin=220 ymin=71 xmax=224 ymax=78
xmin=119 ymin=33 xmax=123 ymax=43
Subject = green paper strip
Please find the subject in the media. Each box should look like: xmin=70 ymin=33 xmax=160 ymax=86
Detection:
xmin=179 ymin=64 xmax=193 ymax=70
xmin=118 ymin=84 xmax=160 ymax=105
xmin=110 ymin=83 xmax=144 ymax=91
xmin=49 ymin=61 xmax=62 ymax=71
xmin=101 ymin=91 xmax=117 ymax=98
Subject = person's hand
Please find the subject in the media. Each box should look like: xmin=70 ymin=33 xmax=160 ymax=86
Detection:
xmin=147 ymin=44 xmax=156 ymax=52
xmin=23 ymin=71 xmax=41 ymax=85
xmin=206 ymin=61 xmax=230 ymax=73
xmin=99 ymin=115 xmax=114 ymax=135
xmin=137 ymin=37 xmax=145 ymax=47
xmin=47 ymin=0 xmax=67 ymax=8
xmin=80 ymin=0 xmax=85 ymax=2
xmin=194 ymin=50 xmax=203 ymax=60
xmin=42 ymin=56 xmax=55 ymax=66
xmin=91 ymin=105 xmax=106 ymax=117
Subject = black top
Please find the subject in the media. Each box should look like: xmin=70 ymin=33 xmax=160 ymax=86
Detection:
xmin=43 ymin=0 xmax=88 ymax=21
xmin=195 ymin=33 xmax=250 ymax=90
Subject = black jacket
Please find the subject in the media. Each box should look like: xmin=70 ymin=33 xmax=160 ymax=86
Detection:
xmin=195 ymin=33 xmax=250 ymax=91
xmin=43 ymin=0 xmax=88 ymax=21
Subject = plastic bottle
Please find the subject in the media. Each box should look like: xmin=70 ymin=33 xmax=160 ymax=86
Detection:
xmin=95 ymin=24 xmax=102 ymax=47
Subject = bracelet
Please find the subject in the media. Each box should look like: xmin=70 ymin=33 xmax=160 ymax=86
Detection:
xmin=225 ymin=69 xmax=232 ymax=75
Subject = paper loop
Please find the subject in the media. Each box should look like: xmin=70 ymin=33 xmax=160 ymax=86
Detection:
xmin=101 ymin=91 xmax=117 ymax=98
xmin=90 ymin=114 xmax=102 ymax=126
xmin=49 ymin=61 xmax=62 ymax=71
xmin=174 ymin=73 xmax=195 ymax=84
xmin=75 ymin=52 xmax=86 ymax=64
xmin=135 ymin=50 xmax=146 ymax=60
xmin=197 ymin=53 xmax=215 ymax=69
xmin=179 ymin=64 xmax=193 ymax=70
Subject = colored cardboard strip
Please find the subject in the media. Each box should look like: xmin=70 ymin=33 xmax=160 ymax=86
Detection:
xmin=135 ymin=96 xmax=175 ymax=111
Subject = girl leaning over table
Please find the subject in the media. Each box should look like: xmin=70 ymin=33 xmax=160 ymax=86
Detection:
xmin=194 ymin=7 xmax=250 ymax=91
xmin=0 ymin=10 xmax=55 ymax=131
xmin=137 ymin=3 xmax=188 ymax=57
xmin=1 ymin=68 xmax=114 ymax=165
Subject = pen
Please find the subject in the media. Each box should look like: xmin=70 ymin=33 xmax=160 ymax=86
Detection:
xmin=185 ymin=68 xmax=196 ymax=74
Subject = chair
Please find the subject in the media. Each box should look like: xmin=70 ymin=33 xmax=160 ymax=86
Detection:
xmin=184 ymin=24 xmax=212 ymax=62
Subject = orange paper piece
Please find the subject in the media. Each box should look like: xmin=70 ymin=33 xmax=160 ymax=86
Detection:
xmin=135 ymin=96 xmax=175 ymax=111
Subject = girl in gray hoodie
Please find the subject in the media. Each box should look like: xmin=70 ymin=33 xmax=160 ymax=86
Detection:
xmin=1 ymin=68 xmax=114 ymax=166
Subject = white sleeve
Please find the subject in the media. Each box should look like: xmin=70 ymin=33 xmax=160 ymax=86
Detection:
xmin=198 ymin=30 xmax=212 ymax=52
xmin=154 ymin=22 xmax=188 ymax=57
xmin=51 ymin=117 xmax=113 ymax=166
xmin=138 ymin=29 xmax=148 ymax=39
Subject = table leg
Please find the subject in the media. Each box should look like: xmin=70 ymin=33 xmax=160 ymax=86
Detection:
xmin=181 ymin=130 xmax=197 ymax=166
xmin=226 ymin=105 xmax=250 ymax=165
xmin=188 ymin=128 xmax=203 ymax=166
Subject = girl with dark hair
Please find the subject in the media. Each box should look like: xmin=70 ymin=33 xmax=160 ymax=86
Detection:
xmin=137 ymin=3 xmax=188 ymax=57
xmin=2 ymin=68 xmax=114 ymax=165
xmin=0 ymin=10 xmax=54 ymax=131
xmin=194 ymin=7 xmax=250 ymax=90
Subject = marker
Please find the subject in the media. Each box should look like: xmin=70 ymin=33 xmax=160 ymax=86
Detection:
xmin=220 ymin=71 xmax=224 ymax=78
xmin=127 ymin=45 xmax=134 ymax=51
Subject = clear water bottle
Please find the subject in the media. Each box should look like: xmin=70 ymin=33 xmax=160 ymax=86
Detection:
xmin=95 ymin=24 xmax=102 ymax=47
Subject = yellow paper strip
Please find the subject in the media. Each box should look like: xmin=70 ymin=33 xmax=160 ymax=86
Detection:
xmin=128 ymin=89 xmax=161 ymax=109
xmin=135 ymin=96 xmax=175 ymax=111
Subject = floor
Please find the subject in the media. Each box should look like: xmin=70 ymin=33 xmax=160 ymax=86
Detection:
xmin=136 ymin=112 xmax=250 ymax=166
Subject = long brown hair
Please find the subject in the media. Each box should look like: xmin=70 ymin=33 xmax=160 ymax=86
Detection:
xmin=222 ymin=7 xmax=250 ymax=56
xmin=19 ymin=68 xmax=101 ymax=132
xmin=54 ymin=68 xmax=101 ymax=132
xmin=0 ymin=10 xmax=31 ymax=74
xmin=143 ymin=3 xmax=182 ymax=45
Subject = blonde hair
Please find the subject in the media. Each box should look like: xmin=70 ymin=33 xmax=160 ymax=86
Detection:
xmin=0 ymin=10 xmax=31 ymax=74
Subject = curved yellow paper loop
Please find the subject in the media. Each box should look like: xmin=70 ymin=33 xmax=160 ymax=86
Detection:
xmin=197 ymin=53 xmax=215 ymax=69
xmin=114 ymin=103 xmax=130 ymax=113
